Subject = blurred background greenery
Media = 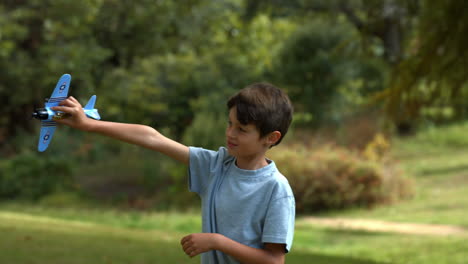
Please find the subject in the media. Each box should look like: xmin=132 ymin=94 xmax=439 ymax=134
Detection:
xmin=1 ymin=0 xmax=466 ymax=210
xmin=0 ymin=0 xmax=468 ymax=211
xmin=0 ymin=0 xmax=467 ymax=263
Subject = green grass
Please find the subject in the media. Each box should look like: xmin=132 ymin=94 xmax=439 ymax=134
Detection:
xmin=0 ymin=210 xmax=199 ymax=264
xmin=1 ymin=207 xmax=467 ymax=264
xmin=2 ymin=122 xmax=468 ymax=263
xmin=0 ymin=204 xmax=202 ymax=234
xmin=293 ymin=223 xmax=468 ymax=264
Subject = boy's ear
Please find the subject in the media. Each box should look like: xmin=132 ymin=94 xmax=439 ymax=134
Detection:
xmin=266 ymin=131 xmax=282 ymax=147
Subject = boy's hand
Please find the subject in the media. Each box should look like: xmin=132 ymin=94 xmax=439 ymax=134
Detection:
xmin=51 ymin=96 xmax=92 ymax=131
xmin=180 ymin=233 xmax=219 ymax=258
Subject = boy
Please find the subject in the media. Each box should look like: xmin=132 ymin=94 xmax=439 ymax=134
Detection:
xmin=53 ymin=82 xmax=295 ymax=264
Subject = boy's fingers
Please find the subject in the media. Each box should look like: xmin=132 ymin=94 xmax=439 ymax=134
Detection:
xmin=57 ymin=96 xmax=80 ymax=107
xmin=181 ymin=240 xmax=193 ymax=251
xmin=183 ymin=245 xmax=194 ymax=254
xmin=51 ymin=106 xmax=67 ymax=112
xmin=182 ymin=242 xmax=194 ymax=252
xmin=59 ymin=98 xmax=76 ymax=106
xmin=180 ymin=235 xmax=191 ymax=245
xmin=184 ymin=247 xmax=199 ymax=258
xmin=190 ymin=249 xmax=199 ymax=257
xmin=181 ymin=235 xmax=197 ymax=255
xmin=51 ymin=105 xmax=75 ymax=114
xmin=68 ymin=96 xmax=79 ymax=104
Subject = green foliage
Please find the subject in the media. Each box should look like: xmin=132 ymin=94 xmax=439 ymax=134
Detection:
xmin=269 ymin=144 xmax=411 ymax=213
xmin=273 ymin=20 xmax=346 ymax=121
xmin=0 ymin=151 xmax=73 ymax=200
xmin=39 ymin=191 xmax=88 ymax=208
xmin=96 ymin=12 xmax=296 ymax=142
xmin=72 ymin=144 xmax=199 ymax=210
xmin=2 ymin=0 xmax=466 ymax=211
xmin=381 ymin=0 xmax=468 ymax=124
xmin=182 ymin=111 xmax=227 ymax=150
xmin=272 ymin=19 xmax=387 ymax=125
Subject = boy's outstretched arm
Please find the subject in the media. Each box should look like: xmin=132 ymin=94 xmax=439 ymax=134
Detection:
xmin=52 ymin=96 xmax=189 ymax=164
xmin=181 ymin=233 xmax=285 ymax=264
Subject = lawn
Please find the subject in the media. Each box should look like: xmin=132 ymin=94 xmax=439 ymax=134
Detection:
xmin=1 ymin=123 xmax=468 ymax=263
xmin=0 ymin=210 xmax=198 ymax=264
xmin=1 ymin=207 xmax=467 ymax=264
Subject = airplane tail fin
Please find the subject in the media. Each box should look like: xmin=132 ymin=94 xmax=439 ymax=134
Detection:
xmin=84 ymin=95 xmax=97 ymax=110
xmin=85 ymin=109 xmax=101 ymax=120
xmin=83 ymin=95 xmax=101 ymax=120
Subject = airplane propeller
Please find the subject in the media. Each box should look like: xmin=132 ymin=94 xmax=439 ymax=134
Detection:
xmin=32 ymin=107 xmax=49 ymax=120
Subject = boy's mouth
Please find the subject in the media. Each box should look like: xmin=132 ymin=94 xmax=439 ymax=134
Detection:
xmin=227 ymin=141 xmax=238 ymax=148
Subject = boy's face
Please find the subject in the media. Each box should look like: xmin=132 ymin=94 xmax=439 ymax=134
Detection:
xmin=226 ymin=107 xmax=269 ymax=159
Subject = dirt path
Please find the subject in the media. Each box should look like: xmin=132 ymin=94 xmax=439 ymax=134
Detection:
xmin=299 ymin=217 xmax=468 ymax=237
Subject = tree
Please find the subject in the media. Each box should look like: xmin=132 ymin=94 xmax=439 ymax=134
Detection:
xmin=377 ymin=0 xmax=468 ymax=127
xmin=244 ymin=0 xmax=419 ymax=66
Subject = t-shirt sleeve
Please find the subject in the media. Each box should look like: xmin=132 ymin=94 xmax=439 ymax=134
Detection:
xmin=262 ymin=195 xmax=295 ymax=253
xmin=188 ymin=147 xmax=226 ymax=195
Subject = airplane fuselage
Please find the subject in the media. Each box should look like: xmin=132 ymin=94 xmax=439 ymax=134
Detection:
xmin=32 ymin=108 xmax=50 ymax=120
xmin=32 ymin=105 xmax=98 ymax=121
xmin=32 ymin=107 xmax=71 ymax=121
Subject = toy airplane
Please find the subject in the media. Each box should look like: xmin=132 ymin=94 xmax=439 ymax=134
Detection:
xmin=32 ymin=74 xmax=101 ymax=152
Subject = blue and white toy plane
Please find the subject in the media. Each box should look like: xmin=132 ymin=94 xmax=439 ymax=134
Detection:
xmin=32 ymin=74 xmax=101 ymax=152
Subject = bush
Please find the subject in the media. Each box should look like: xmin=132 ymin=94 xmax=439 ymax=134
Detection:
xmin=269 ymin=144 xmax=411 ymax=213
xmin=0 ymin=151 xmax=74 ymax=200
xmin=73 ymin=144 xmax=199 ymax=211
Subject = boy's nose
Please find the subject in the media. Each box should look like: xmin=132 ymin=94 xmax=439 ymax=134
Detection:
xmin=226 ymin=126 xmax=235 ymax=138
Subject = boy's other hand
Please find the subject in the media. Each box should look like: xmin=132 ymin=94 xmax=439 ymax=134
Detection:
xmin=181 ymin=233 xmax=220 ymax=258
xmin=51 ymin=96 xmax=92 ymax=131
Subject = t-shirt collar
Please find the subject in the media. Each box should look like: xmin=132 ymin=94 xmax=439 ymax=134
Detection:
xmin=231 ymin=158 xmax=276 ymax=178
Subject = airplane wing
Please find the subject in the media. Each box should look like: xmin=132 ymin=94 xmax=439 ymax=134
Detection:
xmin=38 ymin=121 xmax=57 ymax=152
xmin=46 ymin=74 xmax=71 ymax=107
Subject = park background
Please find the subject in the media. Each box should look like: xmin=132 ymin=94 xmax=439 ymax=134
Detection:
xmin=0 ymin=0 xmax=467 ymax=263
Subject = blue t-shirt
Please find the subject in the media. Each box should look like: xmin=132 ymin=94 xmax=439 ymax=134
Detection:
xmin=188 ymin=147 xmax=295 ymax=264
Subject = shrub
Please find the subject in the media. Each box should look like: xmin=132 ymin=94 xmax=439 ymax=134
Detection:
xmin=269 ymin=144 xmax=411 ymax=213
xmin=73 ymin=145 xmax=199 ymax=211
xmin=0 ymin=151 xmax=74 ymax=200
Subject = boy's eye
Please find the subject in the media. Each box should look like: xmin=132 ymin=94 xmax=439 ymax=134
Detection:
xmin=227 ymin=120 xmax=247 ymax=133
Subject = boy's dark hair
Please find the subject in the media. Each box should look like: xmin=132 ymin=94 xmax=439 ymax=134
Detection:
xmin=227 ymin=82 xmax=293 ymax=147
